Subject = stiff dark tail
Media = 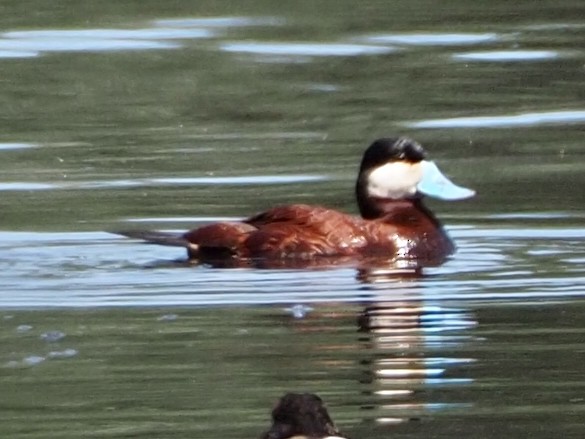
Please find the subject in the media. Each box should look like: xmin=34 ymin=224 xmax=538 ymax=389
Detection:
xmin=113 ymin=230 xmax=189 ymax=248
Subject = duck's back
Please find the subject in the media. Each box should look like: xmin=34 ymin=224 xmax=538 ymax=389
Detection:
xmin=180 ymin=204 xmax=366 ymax=260
xmin=244 ymin=204 xmax=367 ymax=258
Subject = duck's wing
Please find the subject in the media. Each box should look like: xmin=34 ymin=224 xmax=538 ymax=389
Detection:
xmin=246 ymin=204 xmax=356 ymax=230
xmin=245 ymin=204 xmax=317 ymax=227
xmin=244 ymin=204 xmax=366 ymax=257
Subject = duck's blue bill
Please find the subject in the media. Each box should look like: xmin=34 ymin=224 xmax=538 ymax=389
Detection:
xmin=417 ymin=160 xmax=475 ymax=200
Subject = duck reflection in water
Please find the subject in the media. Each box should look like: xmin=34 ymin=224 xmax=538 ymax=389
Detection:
xmin=277 ymin=264 xmax=477 ymax=426
xmin=357 ymin=294 xmax=477 ymax=424
xmin=262 ymin=393 xmax=348 ymax=439
xmin=279 ymin=287 xmax=477 ymax=426
xmin=115 ymin=137 xmax=474 ymax=270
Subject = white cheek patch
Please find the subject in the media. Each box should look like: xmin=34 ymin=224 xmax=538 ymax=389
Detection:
xmin=367 ymin=161 xmax=423 ymax=199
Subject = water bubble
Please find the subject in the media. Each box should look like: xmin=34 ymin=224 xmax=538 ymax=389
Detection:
xmin=40 ymin=330 xmax=66 ymax=342
xmin=16 ymin=324 xmax=33 ymax=333
xmin=22 ymin=355 xmax=46 ymax=366
xmin=156 ymin=314 xmax=178 ymax=321
xmin=285 ymin=304 xmax=314 ymax=319
xmin=48 ymin=348 xmax=78 ymax=359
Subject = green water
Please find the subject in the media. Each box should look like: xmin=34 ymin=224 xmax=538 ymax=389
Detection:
xmin=1 ymin=1 xmax=585 ymax=438
xmin=3 ymin=303 xmax=585 ymax=438
xmin=1 ymin=0 xmax=585 ymax=230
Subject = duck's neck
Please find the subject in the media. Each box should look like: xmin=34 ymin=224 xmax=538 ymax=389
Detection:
xmin=358 ymin=193 xmax=442 ymax=225
xmin=355 ymin=177 xmax=443 ymax=224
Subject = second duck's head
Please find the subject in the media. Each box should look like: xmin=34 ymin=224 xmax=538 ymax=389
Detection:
xmin=261 ymin=392 xmax=343 ymax=439
xmin=355 ymin=137 xmax=474 ymax=219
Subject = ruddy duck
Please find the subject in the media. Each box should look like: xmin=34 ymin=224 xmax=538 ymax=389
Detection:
xmin=116 ymin=137 xmax=474 ymax=267
xmin=261 ymin=393 xmax=347 ymax=439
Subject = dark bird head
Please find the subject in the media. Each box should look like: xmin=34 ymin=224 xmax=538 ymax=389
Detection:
xmin=261 ymin=393 xmax=343 ymax=439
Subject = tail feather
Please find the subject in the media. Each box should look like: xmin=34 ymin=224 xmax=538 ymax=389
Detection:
xmin=113 ymin=230 xmax=189 ymax=248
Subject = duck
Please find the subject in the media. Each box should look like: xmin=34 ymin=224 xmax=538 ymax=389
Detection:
xmin=115 ymin=137 xmax=474 ymax=268
xmin=261 ymin=392 xmax=347 ymax=439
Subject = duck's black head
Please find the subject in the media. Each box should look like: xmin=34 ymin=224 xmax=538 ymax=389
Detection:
xmin=356 ymin=137 xmax=427 ymax=219
xmin=358 ymin=137 xmax=427 ymax=173
xmin=261 ymin=392 xmax=341 ymax=439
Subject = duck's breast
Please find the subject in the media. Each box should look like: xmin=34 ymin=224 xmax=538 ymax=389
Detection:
xmin=361 ymin=207 xmax=454 ymax=263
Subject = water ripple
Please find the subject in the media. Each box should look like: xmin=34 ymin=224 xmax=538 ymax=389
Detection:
xmin=0 ymin=142 xmax=37 ymax=150
xmin=405 ymin=110 xmax=585 ymax=129
xmin=361 ymin=33 xmax=500 ymax=46
xmin=0 ymin=224 xmax=583 ymax=309
xmin=0 ymin=36 xmax=180 ymax=54
xmin=123 ymin=216 xmax=242 ymax=223
xmin=153 ymin=17 xmax=283 ymax=28
xmin=0 ymin=50 xmax=39 ymax=58
xmin=0 ymin=16 xmax=262 ymax=58
xmin=220 ymin=42 xmax=397 ymax=58
xmin=0 ymin=174 xmax=327 ymax=192
xmin=3 ymin=28 xmax=214 ymax=41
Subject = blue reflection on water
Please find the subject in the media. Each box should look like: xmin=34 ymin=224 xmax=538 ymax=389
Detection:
xmin=453 ymin=50 xmax=561 ymax=62
xmin=362 ymin=33 xmax=500 ymax=46
xmin=0 ymin=143 xmax=37 ymax=150
xmin=220 ymin=42 xmax=397 ymax=57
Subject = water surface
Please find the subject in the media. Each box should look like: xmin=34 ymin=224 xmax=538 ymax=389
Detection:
xmin=1 ymin=1 xmax=585 ymax=438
